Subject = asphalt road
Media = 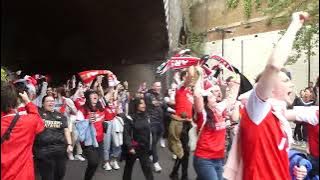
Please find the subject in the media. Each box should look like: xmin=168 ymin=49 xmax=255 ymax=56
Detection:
xmin=37 ymin=145 xmax=197 ymax=180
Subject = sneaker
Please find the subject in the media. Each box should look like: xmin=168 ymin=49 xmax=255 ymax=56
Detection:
xmin=67 ymin=153 xmax=75 ymax=160
xmin=149 ymin=155 xmax=153 ymax=161
xmin=160 ymin=138 xmax=166 ymax=148
xmin=110 ymin=160 xmax=120 ymax=170
xmin=74 ymin=154 xmax=85 ymax=161
xmin=103 ymin=162 xmax=112 ymax=171
xmin=154 ymin=162 xmax=162 ymax=172
xmin=172 ymin=154 xmax=177 ymax=160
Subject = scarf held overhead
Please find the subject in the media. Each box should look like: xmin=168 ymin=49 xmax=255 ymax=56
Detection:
xmin=157 ymin=52 xmax=253 ymax=96
xmin=78 ymin=70 xmax=119 ymax=86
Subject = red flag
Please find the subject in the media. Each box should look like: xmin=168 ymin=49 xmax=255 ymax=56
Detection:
xmin=78 ymin=70 xmax=112 ymax=85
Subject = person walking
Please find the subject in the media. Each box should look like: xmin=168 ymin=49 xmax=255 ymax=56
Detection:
xmin=34 ymin=95 xmax=73 ymax=180
xmin=144 ymin=81 xmax=164 ymax=172
xmin=168 ymin=70 xmax=193 ymax=180
xmin=122 ymin=98 xmax=154 ymax=180
xmin=77 ymin=90 xmax=113 ymax=180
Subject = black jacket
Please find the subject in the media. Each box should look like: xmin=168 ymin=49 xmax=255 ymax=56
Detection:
xmin=34 ymin=109 xmax=68 ymax=159
xmin=144 ymin=89 xmax=164 ymax=124
xmin=123 ymin=112 xmax=152 ymax=153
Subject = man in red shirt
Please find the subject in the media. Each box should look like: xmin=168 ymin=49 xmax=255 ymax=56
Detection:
xmin=240 ymin=12 xmax=309 ymax=180
xmin=168 ymin=69 xmax=194 ymax=180
xmin=1 ymin=82 xmax=45 ymax=180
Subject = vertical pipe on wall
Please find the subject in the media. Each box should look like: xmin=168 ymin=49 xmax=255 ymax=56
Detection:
xmin=241 ymin=39 xmax=244 ymax=73
xmin=222 ymin=32 xmax=225 ymax=56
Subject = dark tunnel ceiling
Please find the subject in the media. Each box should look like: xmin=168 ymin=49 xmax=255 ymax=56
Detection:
xmin=1 ymin=0 xmax=169 ymax=78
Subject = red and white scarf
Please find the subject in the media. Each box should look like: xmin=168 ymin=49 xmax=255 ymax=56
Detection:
xmin=78 ymin=70 xmax=120 ymax=87
xmin=157 ymin=53 xmax=236 ymax=77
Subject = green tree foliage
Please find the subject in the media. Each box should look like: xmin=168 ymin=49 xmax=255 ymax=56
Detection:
xmin=226 ymin=0 xmax=258 ymax=19
xmin=185 ymin=32 xmax=206 ymax=56
xmin=1 ymin=67 xmax=9 ymax=82
xmin=226 ymin=0 xmax=319 ymax=65
xmin=265 ymin=0 xmax=319 ymax=65
xmin=227 ymin=0 xmax=240 ymax=9
xmin=243 ymin=0 xmax=253 ymax=19
xmin=264 ymin=0 xmax=319 ymax=25
xmin=226 ymin=0 xmax=318 ymax=21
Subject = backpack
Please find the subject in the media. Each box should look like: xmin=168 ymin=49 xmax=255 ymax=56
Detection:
xmin=1 ymin=113 xmax=20 ymax=144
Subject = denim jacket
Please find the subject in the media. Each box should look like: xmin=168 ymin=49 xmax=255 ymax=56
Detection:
xmin=75 ymin=119 xmax=99 ymax=147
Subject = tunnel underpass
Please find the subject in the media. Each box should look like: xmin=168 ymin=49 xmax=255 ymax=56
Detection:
xmin=1 ymin=0 xmax=169 ymax=85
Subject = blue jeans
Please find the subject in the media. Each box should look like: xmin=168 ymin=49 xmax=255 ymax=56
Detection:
xmin=193 ymin=156 xmax=224 ymax=180
xmin=103 ymin=121 xmax=122 ymax=161
xmin=151 ymin=122 xmax=163 ymax=163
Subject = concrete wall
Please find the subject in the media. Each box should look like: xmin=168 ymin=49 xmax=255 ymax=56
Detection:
xmin=113 ymin=64 xmax=156 ymax=93
xmin=189 ymin=0 xmax=287 ymax=40
xmin=113 ymin=62 xmax=168 ymax=94
xmin=204 ymin=30 xmax=319 ymax=92
xmin=163 ymin=0 xmax=184 ymax=52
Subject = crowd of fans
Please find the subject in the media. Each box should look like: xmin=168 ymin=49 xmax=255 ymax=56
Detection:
xmin=1 ymin=11 xmax=319 ymax=180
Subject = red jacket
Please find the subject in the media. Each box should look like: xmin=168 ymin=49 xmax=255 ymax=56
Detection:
xmin=1 ymin=102 xmax=44 ymax=180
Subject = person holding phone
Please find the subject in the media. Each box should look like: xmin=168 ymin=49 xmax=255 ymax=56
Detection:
xmin=77 ymin=90 xmax=113 ymax=180
xmin=1 ymin=82 xmax=45 ymax=180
